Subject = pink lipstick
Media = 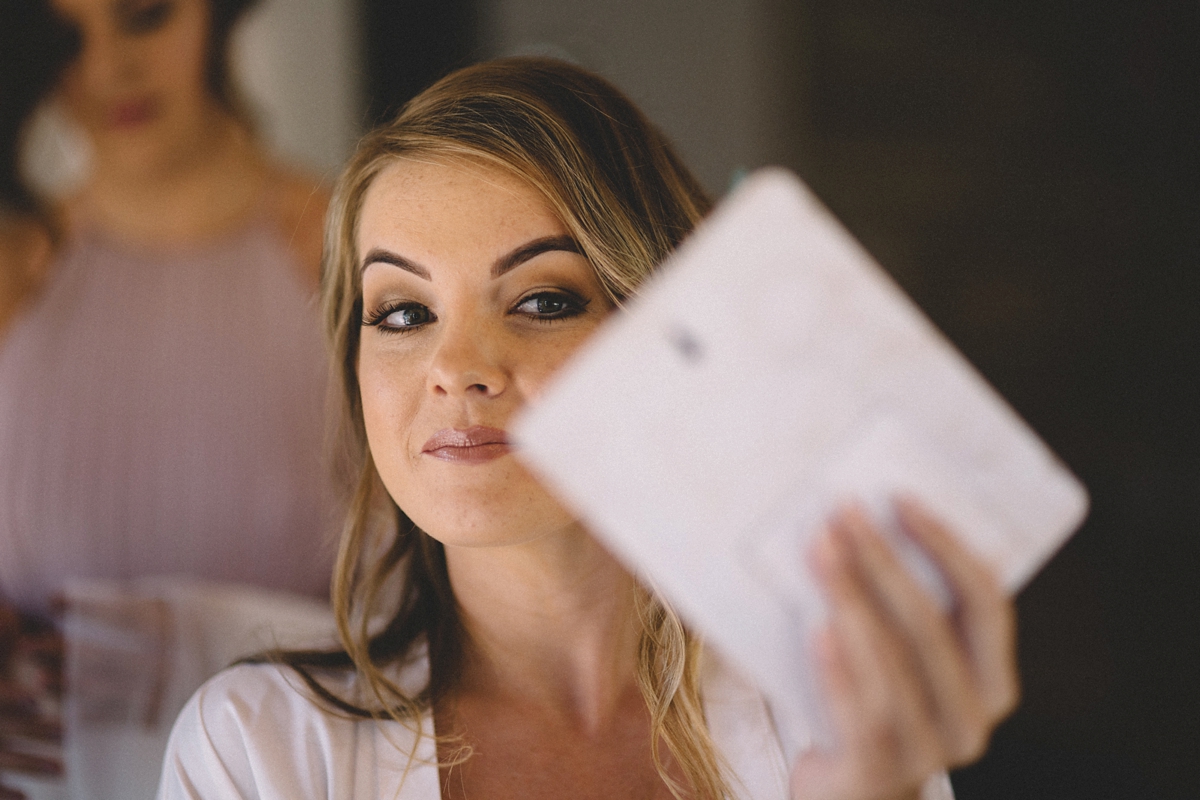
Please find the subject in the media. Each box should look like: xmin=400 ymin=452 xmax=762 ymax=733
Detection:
xmin=109 ymin=97 xmax=159 ymax=129
xmin=421 ymin=426 xmax=511 ymax=464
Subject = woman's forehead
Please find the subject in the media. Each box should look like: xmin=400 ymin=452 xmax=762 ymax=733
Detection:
xmin=357 ymin=158 xmax=569 ymax=255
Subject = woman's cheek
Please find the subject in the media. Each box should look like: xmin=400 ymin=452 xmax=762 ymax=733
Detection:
xmin=359 ymin=353 xmax=415 ymax=462
xmin=517 ymin=327 xmax=605 ymax=400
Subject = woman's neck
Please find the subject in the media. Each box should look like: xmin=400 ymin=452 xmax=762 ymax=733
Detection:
xmin=444 ymin=528 xmax=643 ymax=734
xmin=78 ymin=111 xmax=268 ymax=246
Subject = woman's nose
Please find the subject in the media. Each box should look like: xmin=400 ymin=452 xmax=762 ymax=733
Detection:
xmin=426 ymin=320 xmax=508 ymax=399
xmin=76 ymin=25 xmax=137 ymax=94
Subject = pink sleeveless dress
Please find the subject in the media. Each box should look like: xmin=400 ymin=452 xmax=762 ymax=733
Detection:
xmin=0 ymin=209 xmax=336 ymax=613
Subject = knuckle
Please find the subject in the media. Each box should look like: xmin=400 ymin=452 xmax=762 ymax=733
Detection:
xmin=992 ymin=674 xmax=1021 ymax=719
xmin=914 ymin=612 xmax=956 ymax=654
xmin=948 ymin=724 xmax=989 ymax=765
xmin=912 ymin=742 xmax=944 ymax=785
xmin=860 ymin=713 xmax=905 ymax=763
xmin=979 ymin=665 xmax=1021 ymax=721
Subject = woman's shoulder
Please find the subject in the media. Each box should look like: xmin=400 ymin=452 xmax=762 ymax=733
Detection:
xmin=159 ymin=657 xmax=440 ymax=800
xmin=169 ymin=660 xmax=384 ymax=745
xmin=159 ymin=662 xmax=354 ymax=800
xmin=264 ymin=164 xmax=332 ymax=288
xmin=187 ymin=660 xmax=327 ymax=715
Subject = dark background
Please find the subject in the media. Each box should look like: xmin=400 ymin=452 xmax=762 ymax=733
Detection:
xmin=361 ymin=2 xmax=1199 ymax=797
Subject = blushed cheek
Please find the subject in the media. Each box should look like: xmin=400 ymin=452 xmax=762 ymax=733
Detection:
xmin=359 ymin=365 xmax=421 ymax=488
xmin=520 ymin=331 xmax=605 ymax=401
xmin=517 ymin=362 xmax=564 ymax=406
xmin=153 ymin=32 xmax=207 ymax=100
xmin=359 ymin=377 xmax=395 ymax=454
xmin=360 ymin=400 xmax=406 ymax=507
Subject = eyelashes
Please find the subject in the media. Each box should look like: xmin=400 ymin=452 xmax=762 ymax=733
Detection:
xmin=362 ymin=290 xmax=591 ymax=334
xmin=362 ymin=302 xmax=432 ymax=331
xmin=511 ymin=290 xmax=590 ymax=321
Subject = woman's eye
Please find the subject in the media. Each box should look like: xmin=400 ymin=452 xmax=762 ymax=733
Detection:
xmin=514 ymin=292 xmax=585 ymax=320
xmin=364 ymin=303 xmax=434 ymax=332
xmin=119 ymin=0 xmax=175 ymax=35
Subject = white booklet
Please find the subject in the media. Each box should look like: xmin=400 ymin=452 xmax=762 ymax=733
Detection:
xmin=512 ymin=168 xmax=1088 ymax=761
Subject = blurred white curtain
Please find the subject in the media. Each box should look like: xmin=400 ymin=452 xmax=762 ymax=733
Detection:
xmin=232 ymin=0 xmax=364 ymax=176
xmin=63 ymin=578 xmax=336 ymax=800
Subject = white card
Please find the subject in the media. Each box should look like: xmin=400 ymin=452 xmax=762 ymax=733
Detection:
xmin=512 ymin=168 xmax=1088 ymax=761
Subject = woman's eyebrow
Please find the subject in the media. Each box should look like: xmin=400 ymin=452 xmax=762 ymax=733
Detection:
xmin=492 ymin=235 xmax=582 ymax=278
xmin=360 ymin=248 xmax=431 ymax=280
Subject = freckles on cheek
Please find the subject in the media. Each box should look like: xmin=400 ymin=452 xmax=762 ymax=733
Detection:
xmin=359 ymin=375 xmax=393 ymax=441
xmin=523 ymin=333 xmax=602 ymax=399
xmin=515 ymin=354 xmax=567 ymax=404
xmin=358 ymin=352 xmax=423 ymax=470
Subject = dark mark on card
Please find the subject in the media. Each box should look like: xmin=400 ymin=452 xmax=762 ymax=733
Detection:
xmin=667 ymin=325 xmax=704 ymax=362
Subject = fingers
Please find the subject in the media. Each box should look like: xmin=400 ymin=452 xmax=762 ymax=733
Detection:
xmin=838 ymin=508 xmax=992 ymax=764
xmin=895 ymin=498 xmax=1020 ymax=720
xmin=792 ymin=501 xmax=1021 ymax=800
xmin=811 ymin=528 xmax=942 ymax=780
xmin=0 ymin=749 xmax=62 ymax=776
xmin=795 ymin=526 xmax=943 ymax=800
xmin=0 ymin=619 xmax=64 ymax=767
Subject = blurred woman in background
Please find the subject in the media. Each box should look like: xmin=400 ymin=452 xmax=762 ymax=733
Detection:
xmin=1 ymin=6 xmax=80 ymax=796
xmin=0 ymin=0 xmax=336 ymax=615
xmin=1 ymin=0 xmax=338 ymax=793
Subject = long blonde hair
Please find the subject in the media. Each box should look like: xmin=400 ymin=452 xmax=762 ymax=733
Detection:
xmin=301 ymin=57 xmax=728 ymax=799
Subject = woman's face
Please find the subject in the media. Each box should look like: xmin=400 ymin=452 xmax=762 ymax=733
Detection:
xmin=357 ymin=158 xmax=615 ymax=549
xmin=50 ymin=0 xmax=217 ymax=170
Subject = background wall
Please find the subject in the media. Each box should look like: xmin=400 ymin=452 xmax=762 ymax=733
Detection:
xmin=478 ymin=0 xmax=805 ymax=194
xmin=363 ymin=2 xmax=1198 ymax=798
xmin=232 ymin=0 xmax=364 ymax=176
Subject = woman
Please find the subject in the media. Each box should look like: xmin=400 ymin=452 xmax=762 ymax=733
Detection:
xmin=1 ymin=4 xmax=78 ymax=796
xmin=0 ymin=0 xmax=336 ymax=615
xmin=159 ymin=59 xmax=1018 ymax=800
xmin=1 ymin=2 xmax=337 ymax=793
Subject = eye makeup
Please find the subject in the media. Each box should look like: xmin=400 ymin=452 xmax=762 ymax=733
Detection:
xmin=116 ymin=0 xmax=176 ymax=36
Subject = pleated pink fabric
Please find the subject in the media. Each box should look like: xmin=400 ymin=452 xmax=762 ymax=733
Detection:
xmin=0 ymin=213 xmax=337 ymax=613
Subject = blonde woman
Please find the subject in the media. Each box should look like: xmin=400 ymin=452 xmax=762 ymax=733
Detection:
xmin=159 ymin=59 xmax=1018 ymax=800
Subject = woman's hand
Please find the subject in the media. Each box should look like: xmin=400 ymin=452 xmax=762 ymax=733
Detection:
xmin=0 ymin=603 xmax=63 ymax=794
xmin=790 ymin=499 xmax=1019 ymax=800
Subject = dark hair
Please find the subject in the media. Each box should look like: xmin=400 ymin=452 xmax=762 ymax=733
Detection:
xmin=206 ymin=0 xmax=259 ymax=111
xmin=0 ymin=0 xmax=79 ymax=214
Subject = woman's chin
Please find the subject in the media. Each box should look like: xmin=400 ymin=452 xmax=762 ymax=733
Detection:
xmin=386 ymin=458 xmax=578 ymax=550
xmin=406 ymin=500 xmax=581 ymax=553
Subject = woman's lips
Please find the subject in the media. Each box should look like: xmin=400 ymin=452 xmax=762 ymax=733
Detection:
xmin=421 ymin=426 xmax=511 ymax=464
xmin=109 ymin=98 xmax=159 ymax=129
